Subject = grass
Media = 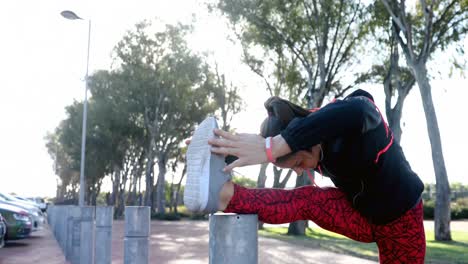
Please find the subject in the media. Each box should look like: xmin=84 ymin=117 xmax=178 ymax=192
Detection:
xmin=259 ymin=227 xmax=468 ymax=264
xmin=425 ymin=230 xmax=468 ymax=264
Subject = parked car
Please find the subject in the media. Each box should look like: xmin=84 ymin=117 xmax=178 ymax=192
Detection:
xmin=0 ymin=203 xmax=32 ymax=240
xmin=0 ymin=212 xmax=6 ymax=248
xmin=26 ymin=197 xmax=48 ymax=212
xmin=4 ymin=193 xmax=40 ymax=209
xmin=0 ymin=194 xmax=44 ymax=231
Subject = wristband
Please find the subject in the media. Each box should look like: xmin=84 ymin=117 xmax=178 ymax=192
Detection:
xmin=265 ymin=137 xmax=276 ymax=163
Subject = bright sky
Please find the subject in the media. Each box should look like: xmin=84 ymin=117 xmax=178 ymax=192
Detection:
xmin=0 ymin=0 xmax=467 ymax=197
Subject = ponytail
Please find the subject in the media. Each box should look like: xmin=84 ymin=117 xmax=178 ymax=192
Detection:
xmin=260 ymin=96 xmax=309 ymax=138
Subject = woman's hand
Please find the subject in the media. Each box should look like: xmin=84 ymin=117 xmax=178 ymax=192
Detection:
xmin=209 ymin=129 xmax=268 ymax=171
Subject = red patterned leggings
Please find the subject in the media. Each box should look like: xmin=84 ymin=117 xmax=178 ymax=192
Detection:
xmin=224 ymin=184 xmax=425 ymax=264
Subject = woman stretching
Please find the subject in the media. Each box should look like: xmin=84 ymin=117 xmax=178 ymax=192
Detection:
xmin=184 ymin=89 xmax=425 ymax=263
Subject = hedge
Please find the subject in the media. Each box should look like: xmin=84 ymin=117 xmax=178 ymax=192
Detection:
xmin=423 ymin=197 xmax=468 ymax=220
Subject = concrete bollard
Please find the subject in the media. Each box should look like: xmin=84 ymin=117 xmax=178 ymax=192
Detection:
xmin=52 ymin=206 xmax=58 ymax=238
xmin=47 ymin=205 xmax=53 ymax=225
xmin=71 ymin=206 xmax=83 ymax=264
xmin=58 ymin=206 xmax=67 ymax=251
xmin=54 ymin=206 xmax=60 ymax=247
xmin=61 ymin=206 xmax=71 ymax=252
xmin=209 ymin=213 xmax=258 ymax=264
xmin=80 ymin=206 xmax=95 ymax=264
xmin=58 ymin=206 xmax=66 ymax=249
xmin=66 ymin=206 xmax=81 ymax=264
xmin=65 ymin=206 xmax=74 ymax=261
xmin=47 ymin=205 xmax=54 ymax=233
xmin=48 ymin=206 xmax=55 ymax=237
xmin=124 ymin=206 xmax=150 ymax=264
xmin=95 ymin=206 xmax=113 ymax=264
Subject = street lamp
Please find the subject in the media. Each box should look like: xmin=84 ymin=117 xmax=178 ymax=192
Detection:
xmin=61 ymin=10 xmax=91 ymax=206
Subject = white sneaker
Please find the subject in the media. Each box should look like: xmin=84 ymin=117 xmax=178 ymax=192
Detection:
xmin=184 ymin=117 xmax=232 ymax=213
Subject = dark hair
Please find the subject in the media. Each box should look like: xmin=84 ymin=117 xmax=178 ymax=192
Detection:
xmin=260 ymin=96 xmax=310 ymax=138
xmin=345 ymin=89 xmax=374 ymax=102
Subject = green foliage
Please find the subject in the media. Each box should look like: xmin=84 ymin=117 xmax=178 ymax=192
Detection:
xmin=46 ymin=19 xmax=240 ymax=206
xmin=188 ymin=213 xmax=209 ymax=220
xmin=261 ymin=227 xmax=468 ymax=263
xmin=423 ymin=182 xmax=468 ymax=220
xmin=152 ymin=212 xmax=181 ymax=221
xmin=215 ymin=0 xmax=372 ymax=107
xmin=452 ymin=198 xmax=468 ymax=220
xmin=111 ymin=20 xmax=230 ymax=210
xmin=423 ymin=199 xmax=435 ymax=219
xmin=96 ymin=192 xmax=108 ymax=206
xmin=379 ymin=0 xmax=468 ymax=68
xmin=423 ymin=183 xmax=468 ymax=201
xmin=232 ymin=175 xmax=257 ymax=188
xmin=175 ymin=205 xmax=207 ymax=220
xmin=209 ymin=65 xmax=244 ymax=131
xmin=112 ymin=20 xmax=217 ymax=141
xmin=423 ymin=198 xmax=468 ymax=220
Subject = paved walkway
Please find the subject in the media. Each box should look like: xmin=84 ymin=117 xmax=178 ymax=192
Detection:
xmin=110 ymin=220 xmax=377 ymax=264
xmin=1 ymin=219 xmax=466 ymax=264
xmin=0 ymin=227 xmax=67 ymax=264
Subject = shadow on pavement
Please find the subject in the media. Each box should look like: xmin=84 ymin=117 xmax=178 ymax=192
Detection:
xmin=4 ymin=241 xmax=29 ymax=248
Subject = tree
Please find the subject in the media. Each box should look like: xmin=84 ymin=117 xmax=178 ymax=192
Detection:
xmin=380 ymin=28 xmax=415 ymax=143
xmin=367 ymin=3 xmax=416 ymax=142
xmin=168 ymin=147 xmax=187 ymax=214
xmin=113 ymin=21 xmax=219 ymax=214
xmin=217 ymin=0 xmax=372 ymax=107
xmin=211 ymin=63 xmax=244 ymax=131
xmin=380 ymin=0 xmax=468 ymax=241
xmin=216 ymin=0 xmax=372 ymax=235
xmin=88 ymin=69 xmax=145 ymax=214
xmin=45 ymin=99 xmax=114 ymax=205
xmin=48 ymin=20 xmax=241 ymax=214
xmin=44 ymin=131 xmax=78 ymax=202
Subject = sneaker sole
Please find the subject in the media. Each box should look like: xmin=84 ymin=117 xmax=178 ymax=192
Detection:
xmin=184 ymin=117 xmax=217 ymax=212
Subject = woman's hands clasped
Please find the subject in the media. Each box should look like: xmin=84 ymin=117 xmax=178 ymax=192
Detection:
xmin=209 ymin=129 xmax=268 ymax=172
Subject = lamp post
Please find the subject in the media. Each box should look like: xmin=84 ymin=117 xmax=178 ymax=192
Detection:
xmin=61 ymin=10 xmax=91 ymax=206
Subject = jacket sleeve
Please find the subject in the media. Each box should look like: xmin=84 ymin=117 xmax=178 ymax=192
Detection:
xmin=280 ymin=96 xmax=382 ymax=152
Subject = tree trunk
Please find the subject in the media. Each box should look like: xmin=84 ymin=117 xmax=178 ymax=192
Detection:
xmin=144 ymin=141 xmax=155 ymax=207
xmin=111 ymin=168 xmax=120 ymax=206
xmin=273 ymin=166 xmax=281 ymax=187
xmin=257 ymin=163 xmax=268 ymax=188
xmin=91 ymin=182 xmax=101 ymax=206
xmin=127 ymin=174 xmax=137 ymax=206
xmin=116 ymin=187 xmax=125 ymax=218
xmin=288 ymin=219 xmax=307 ymax=236
xmin=256 ymin=163 xmax=268 ymax=229
xmin=156 ymin=158 xmax=167 ymax=214
xmin=287 ymin=173 xmax=309 ymax=236
xmin=138 ymin=174 xmax=143 ymax=206
xmin=413 ymin=63 xmax=451 ymax=241
xmin=88 ymin=185 xmax=97 ymax=206
xmin=127 ymin=170 xmax=137 ymax=206
xmin=385 ymin=96 xmax=404 ymax=142
xmin=116 ymin=171 xmax=128 ymax=218
xmin=385 ymin=82 xmax=411 ymax=143
xmin=174 ymin=164 xmax=187 ymax=214
xmin=128 ymin=150 xmax=145 ymax=206
xmin=169 ymin=175 xmax=175 ymax=213
xmin=383 ymin=26 xmax=413 ymax=143
xmin=56 ymin=179 xmax=64 ymax=202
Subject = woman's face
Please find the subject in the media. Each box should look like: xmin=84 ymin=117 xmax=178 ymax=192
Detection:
xmin=274 ymin=144 xmax=321 ymax=175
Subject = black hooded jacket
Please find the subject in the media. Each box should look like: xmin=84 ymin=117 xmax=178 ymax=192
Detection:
xmin=280 ymin=90 xmax=424 ymax=225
